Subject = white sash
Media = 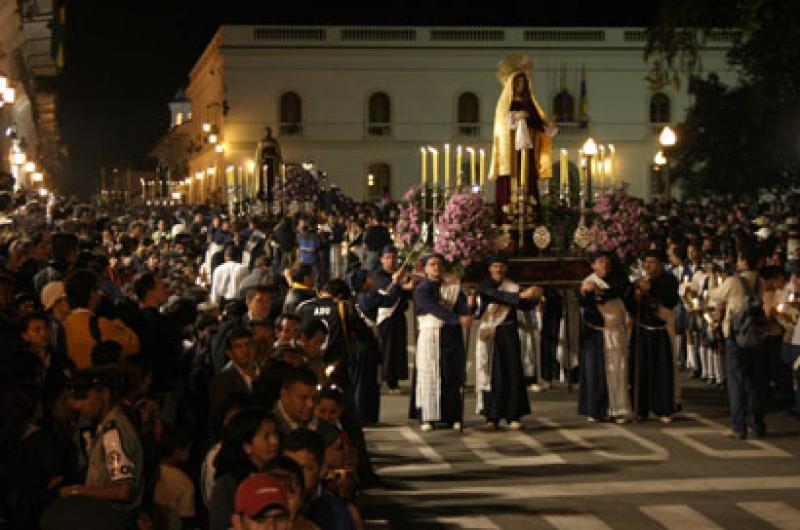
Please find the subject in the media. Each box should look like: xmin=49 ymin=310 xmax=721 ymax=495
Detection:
xmin=474 ymin=279 xmax=536 ymax=414
xmin=596 ymin=298 xmax=631 ymax=417
xmin=376 ymin=288 xmax=401 ymax=326
xmin=416 ymin=314 xmax=443 ymax=422
xmin=415 ymin=281 xmax=462 ymax=422
xmin=475 ymin=280 xmax=516 ymax=414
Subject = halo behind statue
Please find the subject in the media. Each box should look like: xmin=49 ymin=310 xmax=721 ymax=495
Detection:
xmin=496 ymin=53 xmax=533 ymax=83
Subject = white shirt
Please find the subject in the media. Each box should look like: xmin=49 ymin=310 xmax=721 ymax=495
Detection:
xmin=210 ymin=261 xmax=249 ymax=304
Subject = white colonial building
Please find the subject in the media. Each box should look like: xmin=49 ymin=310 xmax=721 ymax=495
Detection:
xmin=153 ymin=25 xmax=736 ymax=204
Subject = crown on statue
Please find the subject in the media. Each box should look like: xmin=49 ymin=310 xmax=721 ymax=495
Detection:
xmin=497 ymin=53 xmax=533 ymax=83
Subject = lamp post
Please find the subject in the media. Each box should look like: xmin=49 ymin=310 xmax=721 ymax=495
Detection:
xmin=658 ymin=125 xmax=677 ymax=201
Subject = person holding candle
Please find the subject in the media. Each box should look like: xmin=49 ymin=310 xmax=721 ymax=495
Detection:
xmin=488 ymin=53 xmax=558 ymax=224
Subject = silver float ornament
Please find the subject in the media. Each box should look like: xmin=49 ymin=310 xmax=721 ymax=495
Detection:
xmin=533 ymin=226 xmax=551 ymax=250
xmin=573 ymin=225 xmax=591 ymax=249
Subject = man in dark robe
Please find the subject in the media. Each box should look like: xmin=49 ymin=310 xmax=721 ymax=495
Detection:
xmin=410 ymin=254 xmax=473 ymax=431
xmin=626 ymin=249 xmax=679 ymax=423
xmin=578 ymin=251 xmax=632 ymax=422
xmin=348 ymin=266 xmax=404 ymax=425
xmin=475 ymin=256 xmax=542 ymax=430
xmin=371 ymin=246 xmax=414 ymax=393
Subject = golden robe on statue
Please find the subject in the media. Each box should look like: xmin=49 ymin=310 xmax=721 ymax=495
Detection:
xmin=489 ymin=53 xmax=555 ymax=223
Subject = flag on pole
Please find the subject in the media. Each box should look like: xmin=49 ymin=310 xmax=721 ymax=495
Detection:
xmin=578 ymin=64 xmax=590 ymax=128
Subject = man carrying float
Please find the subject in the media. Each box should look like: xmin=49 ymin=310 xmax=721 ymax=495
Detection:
xmin=410 ymin=254 xmax=474 ymax=432
xmin=475 ymin=255 xmax=542 ymax=431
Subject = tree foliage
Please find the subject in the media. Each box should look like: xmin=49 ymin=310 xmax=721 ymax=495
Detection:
xmin=646 ymin=0 xmax=800 ymax=196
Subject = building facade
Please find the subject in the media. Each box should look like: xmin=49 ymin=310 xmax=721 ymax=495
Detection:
xmin=0 ymin=0 xmax=63 ymax=193
xmin=153 ymin=25 xmax=736 ymax=204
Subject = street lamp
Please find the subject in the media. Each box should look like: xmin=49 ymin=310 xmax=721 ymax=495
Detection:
xmin=10 ymin=151 xmax=26 ymax=166
xmin=658 ymin=126 xmax=677 ymax=201
xmin=659 ymin=126 xmax=677 ymax=148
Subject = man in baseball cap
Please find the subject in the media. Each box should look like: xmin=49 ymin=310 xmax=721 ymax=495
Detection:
xmin=232 ymin=474 xmax=290 ymax=530
xmin=41 ymin=281 xmax=69 ymax=313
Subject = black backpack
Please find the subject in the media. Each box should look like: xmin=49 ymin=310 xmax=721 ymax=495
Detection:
xmin=730 ymin=275 xmax=768 ymax=350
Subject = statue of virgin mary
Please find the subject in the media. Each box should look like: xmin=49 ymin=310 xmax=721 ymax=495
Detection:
xmin=488 ymin=53 xmax=557 ymax=223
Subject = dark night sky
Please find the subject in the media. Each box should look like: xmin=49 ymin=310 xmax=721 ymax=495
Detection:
xmin=57 ymin=1 xmax=664 ymax=197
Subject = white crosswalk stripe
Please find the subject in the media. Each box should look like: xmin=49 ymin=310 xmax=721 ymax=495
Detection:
xmin=640 ymin=505 xmax=722 ymax=529
xmin=737 ymin=501 xmax=800 ymax=530
xmin=542 ymin=513 xmax=612 ymax=529
xmin=434 ymin=516 xmax=500 ymax=529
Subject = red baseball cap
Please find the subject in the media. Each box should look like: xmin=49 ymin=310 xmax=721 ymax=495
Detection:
xmin=235 ymin=474 xmax=289 ymax=518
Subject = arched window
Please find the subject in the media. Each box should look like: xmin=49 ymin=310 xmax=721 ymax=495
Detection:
xmin=279 ymin=92 xmax=303 ymax=136
xmin=649 ymin=93 xmax=671 ymax=124
xmin=367 ymin=92 xmax=391 ymax=136
xmin=366 ymin=163 xmax=391 ymax=201
xmin=553 ymin=89 xmax=575 ymax=123
xmin=457 ymin=92 xmax=480 ymax=136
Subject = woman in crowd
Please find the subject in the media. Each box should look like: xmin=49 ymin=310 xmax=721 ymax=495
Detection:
xmin=209 ymin=409 xmax=281 ymax=530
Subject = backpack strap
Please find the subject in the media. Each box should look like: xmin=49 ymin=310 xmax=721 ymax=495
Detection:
xmin=89 ymin=315 xmax=102 ymax=342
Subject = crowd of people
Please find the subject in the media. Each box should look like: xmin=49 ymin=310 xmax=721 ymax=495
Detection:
xmin=0 ymin=185 xmax=798 ymax=530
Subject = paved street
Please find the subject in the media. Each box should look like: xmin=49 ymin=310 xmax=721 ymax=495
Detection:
xmin=360 ymin=379 xmax=800 ymax=529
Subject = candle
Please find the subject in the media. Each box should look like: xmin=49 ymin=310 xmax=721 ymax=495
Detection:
xmin=444 ymin=144 xmax=451 ymax=189
xmin=479 ymin=148 xmax=486 ymax=186
xmin=467 ymin=147 xmax=476 ymax=186
xmin=560 ymin=149 xmax=568 ymax=193
xmin=420 ymin=147 xmax=427 ymax=185
xmin=608 ymin=144 xmax=616 ymax=187
xmin=456 ymin=145 xmax=463 ymax=187
xmin=578 ymin=149 xmax=585 ymax=208
xmin=520 ymin=148 xmax=528 ymax=188
xmin=598 ymin=145 xmax=605 ymax=193
xmin=429 ymin=147 xmax=439 ymax=186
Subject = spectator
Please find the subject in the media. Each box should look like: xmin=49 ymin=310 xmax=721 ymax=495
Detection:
xmin=62 ymin=269 xmax=139 ymax=369
xmin=60 ymin=366 xmax=145 ymax=523
xmin=273 ymin=367 xmax=319 ymax=434
xmin=231 ymin=473 xmax=291 ymax=530
xmin=41 ymin=280 xmax=70 ymax=359
xmin=211 ymin=285 xmax=274 ymax=373
xmin=211 ymin=245 xmax=250 ymax=308
xmin=264 ymin=456 xmax=320 ymax=530
xmin=284 ymin=265 xmax=316 ymax=315
xmin=209 ymin=328 xmax=258 ymax=426
xmin=130 ymin=271 xmax=182 ymax=417
xmin=209 ymin=409 xmax=281 ymax=530
xmin=202 ymin=393 xmax=255 ymax=509
xmin=153 ymin=427 xmax=196 ymax=530
xmin=283 ymin=429 xmax=355 ymax=530
xmin=33 ymin=233 xmax=78 ymax=296
xmin=275 ymin=313 xmax=301 ymax=346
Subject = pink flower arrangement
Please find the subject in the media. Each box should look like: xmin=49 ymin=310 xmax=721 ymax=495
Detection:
xmin=394 ymin=185 xmax=427 ymax=265
xmin=273 ymin=166 xmax=319 ymax=203
xmin=588 ymin=187 xmax=647 ymax=267
xmin=434 ymin=191 xmax=495 ymax=271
